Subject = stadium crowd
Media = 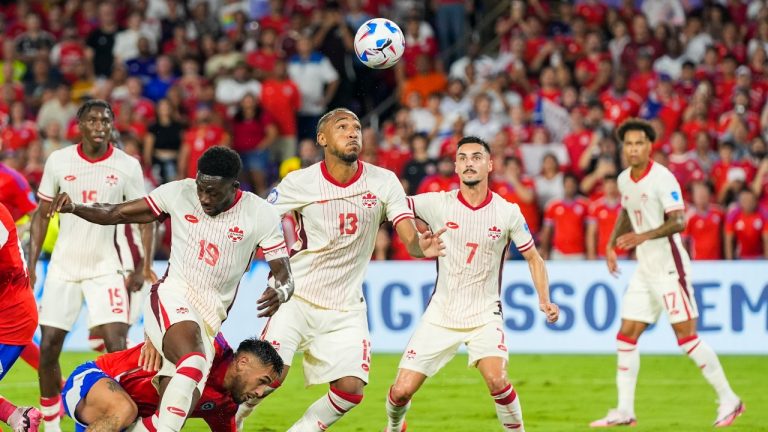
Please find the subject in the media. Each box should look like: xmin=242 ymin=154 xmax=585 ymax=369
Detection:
xmin=1 ymin=0 xmax=767 ymax=261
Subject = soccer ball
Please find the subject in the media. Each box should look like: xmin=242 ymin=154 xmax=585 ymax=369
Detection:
xmin=354 ymin=18 xmax=405 ymax=69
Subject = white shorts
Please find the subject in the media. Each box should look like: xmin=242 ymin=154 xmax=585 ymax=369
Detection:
xmin=39 ymin=272 xmax=129 ymax=331
xmin=621 ymin=274 xmax=699 ymax=325
xmin=143 ymin=286 xmax=215 ymax=385
xmin=398 ymin=319 xmax=509 ymax=377
xmin=128 ymin=282 xmax=150 ymax=325
xmin=260 ymin=297 xmax=371 ymax=386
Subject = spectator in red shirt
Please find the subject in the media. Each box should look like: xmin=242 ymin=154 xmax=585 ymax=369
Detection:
xmin=724 ymin=188 xmax=768 ymax=259
xmin=620 ymin=14 xmax=663 ymax=68
xmin=0 ymin=157 xmax=36 ymax=222
xmin=712 ymin=141 xmax=756 ymax=204
xmin=685 ymin=181 xmax=725 ymax=260
xmin=417 ymin=155 xmax=459 ymax=194
xmin=540 ymin=173 xmax=589 ymax=260
xmin=628 ymin=52 xmax=658 ymax=100
xmin=586 ymin=174 xmax=623 ymax=260
xmin=575 ymin=0 xmax=607 ymax=29
xmin=177 ymin=104 xmax=230 ymax=179
xmin=667 ymin=131 xmax=704 ymax=199
xmin=261 ymin=58 xmax=301 ymax=161
xmin=246 ymin=28 xmax=279 ymax=81
xmin=0 ymin=101 xmax=39 ymax=152
xmin=491 ymin=155 xmax=539 ymax=235
xmin=231 ymin=93 xmax=278 ymax=196
xmin=718 ymin=90 xmax=760 ymax=142
xmin=600 ymin=72 xmax=642 ymax=129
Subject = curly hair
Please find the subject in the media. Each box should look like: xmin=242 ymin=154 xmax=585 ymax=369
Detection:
xmin=197 ymin=146 xmax=242 ymax=179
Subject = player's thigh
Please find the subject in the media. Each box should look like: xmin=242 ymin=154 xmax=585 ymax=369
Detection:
xmin=398 ymin=320 xmax=464 ymax=378
xmin=304 ymin=308 xmax=371 ymax=386
xmin=63 ymin=362 xmax=136 ymax=428
xmin=39 ymin=275 xmax=84 ymax=331
xmin=466 ymin=320 xmax=509 ymax=369
xmin=651 ymin=278 xmax=699 ymax=325
xmin=260 ymin=299 xmax=311 ymax=368
xmin=143 ymin=288 xmax=215 ymax=377
xmin=0 ymin=343 xmax=25 ymax=380
xmin=82 ymin=273 xmax=130 ymax=328
xmin=620 ymin=276 xmax=662 ymax=325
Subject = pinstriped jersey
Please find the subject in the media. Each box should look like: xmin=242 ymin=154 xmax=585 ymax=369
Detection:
xmin=408 ymin=189 xmax=534 ymax=329
xmin=37 ymin=144 xmax=145 ymax=281
xmin=618 ymin=160 xmax=691 ymax=278
xmin=268 ymin=160 xmax=413 ymax=311
xmin=146 ymin=179 xmax=288 ymax=331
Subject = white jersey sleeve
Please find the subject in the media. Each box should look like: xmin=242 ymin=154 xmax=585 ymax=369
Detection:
xmin=145 ymin=181 xmax=176 ymax=217
xmin=267 ymin=173 xmax=311 ymax=217
xmin=407 ymin=192 xmax=443 ymax=227
xmin=508 ymin=203 xmax=535 ymax=252
xmin=381 ymin=170 xmax=414 ymax=226
xmin=37 ymin=151 xmax=60 ymax=201
xmin=656 ymin=168 xmax=686 ymax=213
xmin=253 ymin=199 xmax=288 ymax=261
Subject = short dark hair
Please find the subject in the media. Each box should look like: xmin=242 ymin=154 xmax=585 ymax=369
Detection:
xmin=616 ymin=118 xmax=656 ymax=142
xmin=77 ymin=99 xmax=113 ymax=121
xmin=457 ymin=136 xmax=490 ymax=154
xmin=236 ymin=338 xmax=284 ymax=376
xmin=197 ymin=146 xmax=242 ymax=179
xmin=316 ymin=108 xmax=359 ymax=137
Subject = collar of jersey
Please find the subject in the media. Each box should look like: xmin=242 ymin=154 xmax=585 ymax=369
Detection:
xmin=320 ymin=160 xmax=363 ymax=188
xmin=457 ymin=188 xmax=492 ymax=211
xmin=77 ymin=143 xmax=114 ymax=163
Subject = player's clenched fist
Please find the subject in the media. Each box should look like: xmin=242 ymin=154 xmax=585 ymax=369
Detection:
xmin=48 ymin=192 xmax=75 ymax=216
xmin=539 ymin=302 xmax=560 ymax=323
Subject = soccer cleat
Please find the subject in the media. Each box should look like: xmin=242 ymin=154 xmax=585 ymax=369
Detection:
xmin=714 ymin=400 xmax=745 ymax=427
xmin=590 ymin=409 xmax=637 ymax=427
xmin=7 ymin=406 xmax=42 ymax=432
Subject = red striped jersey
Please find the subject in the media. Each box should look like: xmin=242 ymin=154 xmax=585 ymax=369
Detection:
xmin=37 ymin=144 xmax=146 ymax=281
xmin=268 ymin=160 xmax=413 ymax=311
xmin=145 ymin=179 xmax=287 ymax=332
xmin=618 ymin=161 xmax=691 ymax=277
xmin=408 ymin=189 xmax=534 ymax=329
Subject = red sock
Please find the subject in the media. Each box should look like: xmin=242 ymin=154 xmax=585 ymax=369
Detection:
xmin=20 ymin=343 xmax=40 ymax=370
xmin=0 ymin=397 xmax=17 ymax=423
xmin=40 ymin=396 xmax=60 ymax=422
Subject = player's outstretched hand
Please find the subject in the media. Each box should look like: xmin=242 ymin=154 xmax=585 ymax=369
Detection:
xmin=606 ymin=248 xmax=620 ymax=278
xmin=125 ymin=270 xmax=145 ymax=293
xmin=138 ymin=337 xmax=162 ymax=372
xmin=616 ymin=232 xmax=646 ymax=250
xmin=48 ymin=192 xmax=74 ymax=217
xmin=419 ymin=227 xmax=447 ymax=258
xmin=539 ymin=302 xmax=559 ymax=323
xmin=257 ymin=287 xmax=281 ymax=317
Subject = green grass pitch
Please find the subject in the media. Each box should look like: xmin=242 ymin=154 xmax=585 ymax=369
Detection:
xmin=1 ymin=352 xmax=765 ymax=431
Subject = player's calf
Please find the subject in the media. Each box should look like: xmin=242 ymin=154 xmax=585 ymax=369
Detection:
xmin=288 ymin=379 xmax=364 ymax=432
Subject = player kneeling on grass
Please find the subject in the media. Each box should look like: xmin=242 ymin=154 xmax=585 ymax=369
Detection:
xmin=384 ymin=137 xmax=560 ymax=432
xmin=590 ymin=119 xmax=743 ymax=428
xmin=62 ymin=334 xmax=282 ymax=432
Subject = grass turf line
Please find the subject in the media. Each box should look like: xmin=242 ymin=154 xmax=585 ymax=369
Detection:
xmin=2 ymin=353 xmax=765 ymax=431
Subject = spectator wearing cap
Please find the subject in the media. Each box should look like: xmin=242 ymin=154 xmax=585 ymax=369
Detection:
xmin=725 ymin=188 xmax=768 ymax=259
xmin=178 ymin=103 xmax=230 ymax=179
xmin=86 ymin=3 xmax=119 ymax=78
xmin=540 ymin=173 xmax=589 ymax=260
xmin=288 ymin=32 xmax=339 ymax=141
xmin=684 ymin=181 xmax=725 ymax=260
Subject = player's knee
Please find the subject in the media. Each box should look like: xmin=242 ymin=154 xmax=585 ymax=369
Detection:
xmin=486 ymin=377 xmax=510 ymax=395
xmin=389 ymin=383 xmax=414 ymax=404
xmin=111 ymin=396 xmax=138 ymax=428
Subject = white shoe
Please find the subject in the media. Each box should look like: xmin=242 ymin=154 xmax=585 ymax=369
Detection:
xmin=714 ymin=399 xmax=745 ymax=427
xmin=8 ymin=407 xmax=42 ymax=432
xmin=589 ymin=409 xmax=637 ymax=427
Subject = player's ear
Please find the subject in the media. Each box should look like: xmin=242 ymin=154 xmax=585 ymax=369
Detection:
xmin=317 ymin=131 xmax=326 ymax=148
xmin=232 ymin=180 xmax=240 ymax=190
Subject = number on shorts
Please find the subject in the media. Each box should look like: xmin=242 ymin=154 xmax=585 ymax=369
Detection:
xmin=466 ymin=242 xmax=479 ymax=264
xmin=663 ymin=292 xmax=676 ymax=310
xmin=198 ymin=240 xmax=220 ymax=266
xmin=339 ymin=213 xmax=358 ymax=235
xmin=108 ymin=287 xmax=124 ymax=307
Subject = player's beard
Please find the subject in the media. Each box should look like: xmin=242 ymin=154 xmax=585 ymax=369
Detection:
xmin=462 ymin=179 xmax=481 ymax=187
xmin=331 ymin=146 xmax=359 ymax=163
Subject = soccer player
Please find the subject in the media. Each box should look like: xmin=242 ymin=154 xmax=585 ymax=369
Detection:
xmin=28 ymin=100 xmax=155 ymax=432
xmin=240 ymin=108 xmax=445 ymax=431
xmin=62 ymin=334 xmax=282 ymax=432
xmin=383 ymin=136 xmax=559 ymax=432
xmin=591 ymin=119 xmax=744 ymax=428
xmin=0 ymin=202 xmax=43 ymax=432
xmin=49 ymin=145 xmax=293 ymax=432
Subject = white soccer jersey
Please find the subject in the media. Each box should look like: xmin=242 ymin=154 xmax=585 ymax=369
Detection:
xmin=617 ymin=161 xmax=691 ymax=278
xmin=268 ymin=160 xmax=413 ymax=311
xmin=408 ymin=189 xmax=535 ymax=329
xmin=37 ymin=144 xmax=145 ymax=281
xmin=145 ymin=179 xmax=288 ymax=331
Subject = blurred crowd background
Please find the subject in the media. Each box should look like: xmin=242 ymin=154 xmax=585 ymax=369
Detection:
xmin=0 ymin=0 xmax=767 ymax=261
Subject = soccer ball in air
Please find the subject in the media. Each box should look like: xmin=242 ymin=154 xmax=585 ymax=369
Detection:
xmin=354 ymin=18 xmax=405 ymax=69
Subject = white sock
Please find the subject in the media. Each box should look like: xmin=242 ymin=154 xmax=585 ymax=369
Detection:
xmin=616 ymin=334 xmax=639 ymax=417
xmin=236 ymin=379 xmax=281 ymax=429
xmin=40 ymin=396 xmax=61 ymax=432
xmin=385 ymin=386 xmax=410 ymax=432
xmin=127 ymin=413 xmax=158 ymax=432
xmin=157 ymin=352 xmax=208 ymax=432
xmin=678 ymin=335 xmax=738 ymax=403
xmin=287 ymin=387 xmax=363 ymax=432
xmin=491 ymin=383 xmax=524 ymax=430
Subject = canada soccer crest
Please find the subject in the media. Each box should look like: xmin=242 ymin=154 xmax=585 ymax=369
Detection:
xmin=488 ymin=225 xmax=502 ymax=240
xmin=362 ymin=192 xmax=378 ymax=208
xmin=227 ymin=226 xmax=244 ymax=242
xmin=106 ymin=174 xmax=118 ymax=186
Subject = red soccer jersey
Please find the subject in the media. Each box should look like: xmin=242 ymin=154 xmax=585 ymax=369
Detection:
xmin=600 ymin=89 xmax=642 ymax=127
xmin=491 ymin=178 xmax=541 ymax=235
xmin=711 ymin=161 xmax=757 ymax=195
xmin=725 ymin=208 xmax=768 ymax=259
xmin=0 ymin=162 xmax=36 ymax=221
xmin=0 ymin=121 xmax=38 ymax=151
xmin=575 ymin=3 xmax=607 ymax=27
xmin=680 ymin=118 xmax=714 ymax=148
xmin=587 ymin=197 xmax=623 ymax=257
xmin=95 ymin=334 xmax=238 ymax=431
xmin=563 ymin=130 xmax=594 ymax=176
xmin=685 ymin=206 xmax=724 ymax=260
xmin=0 ymin=203 xmax=37 ymax=345
xmin=417 ymin=174 xmax=460 ymax=194
xmin=628 ymin=71 xmax=658 ymax=99
xmin=182 ymin=125 xmax=228 ymax=178
xmin=667 ymin=155 xmax=704 ymax=200
xmin=261 ymin=79 xmax=301 ymax=135
xmin=543 ymin=198 xmax=589 ymax=255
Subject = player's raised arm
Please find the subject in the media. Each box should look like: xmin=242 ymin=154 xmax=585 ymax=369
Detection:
xmin=49 ymin=192 xmax=158 ymax=225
